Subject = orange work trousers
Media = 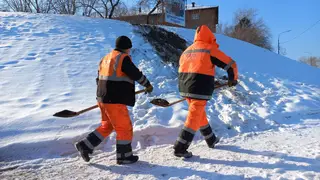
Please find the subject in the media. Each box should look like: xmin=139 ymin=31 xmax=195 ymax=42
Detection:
xmin=184 ymin=98 xmax=209 ymax=131
xmin=95 ymin=102 xmax=133 ymax=141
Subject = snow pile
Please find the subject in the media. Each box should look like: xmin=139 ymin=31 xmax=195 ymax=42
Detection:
xmin=0 ymin=12 xmax=320 ymax=179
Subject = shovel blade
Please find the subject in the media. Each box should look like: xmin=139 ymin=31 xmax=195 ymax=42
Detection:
xmin=150 ymin=98 xmax=170 ymax=107
xmin=53 ymin=110 xmax=79 ymax=118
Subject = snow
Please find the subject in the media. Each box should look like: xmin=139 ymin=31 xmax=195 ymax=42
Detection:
xmin=1 ymin=124 xmax=319 ymax=180
xmin=1 ymin=12 xmax=320 ymax=179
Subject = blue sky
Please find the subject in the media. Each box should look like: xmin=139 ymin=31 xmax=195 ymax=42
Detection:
xmin=189 ymin=0 xmax=320 ymax=60
xmin=195 ymin=0 xmax=320 ymax=61
xmin=128 ymin=0 xmax=319 ymax=61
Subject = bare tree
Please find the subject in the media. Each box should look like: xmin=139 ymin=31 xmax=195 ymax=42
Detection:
xmin=0 ymin=2 xmax=9 ymax=11
xmin=137 ymin=0 xmax=163 ymax=24
xmin=3 ymin=0 xmax=53 ymax=13
xmin=28 ymin=0 xmax=52 ymax=13
xmin=112 ymin=1 xmax=128 ymax=17
xmin=78 ymin=0 xmax=106 ymax=18
xmin=99 ymin=0 xmax=110 ymax=18
xmin=2 ymin=0 xmax=123 ymax=17
xmin=3 ymin=0 xmax=32 ymax=12
xmin=299 ymin=56 xmax=320 ymax=68
xmin=127 ymin=6 xmax=139 ymax=15
xmin=51 ymin=0 xmax=77 ymax=15
xmin=79 ymin=0 xmax=98 ymax=17
xmin=216 ymin=23 xmax=230 ymax=34
xmin=79 ymin=0 xmax=121 ymax=18
xmin=219 ymin=8 xmax=273 ymax=51
xmin=108 ymin=0 xmax=119 ymax=18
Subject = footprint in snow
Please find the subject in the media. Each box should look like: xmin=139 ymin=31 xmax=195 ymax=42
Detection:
xmin=71 ymin=45 xmax=81 ymax=48
xmin=46 ymin=47 xmax=64 ymax=56
xmin=24 ymin=57 xmax=36 ymax=61
xmin=50 ymin=48 xmax=64 ymax=51
xmin=27 ymin=38 xmax=36 ymax=42
xmin=21 ymin=28 xmax=30 ymax=32
xmin=46 ymin=52 xmax=56 ymax=56
xmin=0 ymin=45 xmax=12 ymax=49
xmin=42 ymin=98 xmax=50 ymax=103
xmin=28 ymin=53 xmax=37 ymax=56
xmin=32 ymin=32 xmax=49 ymax=37
xmin=3 ymin=61 xmax=19 ymax=65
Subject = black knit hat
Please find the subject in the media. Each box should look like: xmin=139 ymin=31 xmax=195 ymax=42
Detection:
xmin=115 ymin=36 xmax=132 ymax=50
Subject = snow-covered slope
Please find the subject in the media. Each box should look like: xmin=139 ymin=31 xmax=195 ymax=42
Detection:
xmin=1 ymin=12 xmax=319 ymax=179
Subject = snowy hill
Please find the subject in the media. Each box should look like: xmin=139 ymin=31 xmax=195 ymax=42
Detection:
xmin=0 ymin=12 xmax=319 ymax=179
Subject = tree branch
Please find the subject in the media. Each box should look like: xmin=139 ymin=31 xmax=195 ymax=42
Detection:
xmin=80 ymin=2 xmax=104 ymax=18
xmin=108 ymin=0 xmax=119 ymax=19
xmin=147 ymin=0 xmax=161 ymax=24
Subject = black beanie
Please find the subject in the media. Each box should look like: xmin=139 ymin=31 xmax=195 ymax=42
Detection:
xmin=115 ymin=36 xmax=132 ymax=50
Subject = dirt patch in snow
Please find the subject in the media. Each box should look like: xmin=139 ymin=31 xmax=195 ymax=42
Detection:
xmin=134 ymin=24 xmax=188 ymax=67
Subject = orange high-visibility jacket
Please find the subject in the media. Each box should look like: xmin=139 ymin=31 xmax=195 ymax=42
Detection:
xmin=97 ymin=49 xmax=150 ymax=106
xmin=178 ymin=25 xmax=238 ymax=100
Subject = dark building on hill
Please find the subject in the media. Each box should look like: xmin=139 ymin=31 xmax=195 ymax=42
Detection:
xmin=115 ymin=2 xmax=219 ymax=33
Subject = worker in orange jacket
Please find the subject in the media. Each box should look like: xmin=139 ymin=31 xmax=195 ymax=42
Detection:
xmin=75 ymin=36 xmax=153 ymax=164
xmin=174 ymin=25 xmax=238 ymax=158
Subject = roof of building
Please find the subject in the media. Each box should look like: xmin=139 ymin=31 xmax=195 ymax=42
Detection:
xmin=185 ymin=4 xmax=218 ymax=11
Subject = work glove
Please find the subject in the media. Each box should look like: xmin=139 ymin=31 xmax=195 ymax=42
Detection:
xmin=145 ymin=82 xmax=153 ymax=94
xmin=228 ymin=80 xmax=238 ymax=87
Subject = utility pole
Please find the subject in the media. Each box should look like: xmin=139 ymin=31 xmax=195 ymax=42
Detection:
xmin=278 ymin=30 xmax=291 ymax=54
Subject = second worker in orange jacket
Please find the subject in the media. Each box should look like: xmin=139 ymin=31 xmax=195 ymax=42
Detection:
xmin=174 ymin=25 xmax=238 ymax=158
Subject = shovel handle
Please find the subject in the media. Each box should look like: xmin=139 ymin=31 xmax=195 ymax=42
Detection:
xmin=215 ymin=83 xmax=228 ymax=89
xmin=77 ymin=105 xmax=99 ymax=115
xmin=169 ymin=98 xmax=186 ymax=106
xmin=167 ymin=84 xmax=228 ymax=106
xmin=74 ymin=89 xmax=147 ymax=115
xmin=135 ymin=89 xmax=147 ymax=94
xmin=169 ymin=84 xmax=227 ymax=106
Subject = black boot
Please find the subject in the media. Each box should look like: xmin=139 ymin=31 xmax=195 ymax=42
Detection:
xmin=173 ymin=126 xmax=195 ymax=158
xmin=209 ymin=137 xmax=220 ymax=148
xmin=116 ymin=142 xmax=139 ymax=165
xmin=200 ymin=124 xmax=220 ymax=148
xmin=75 ymin=130 xmax=104 ymax=162
xmin=173 ymin=141 xmax=193 ymax=158
xmin=75 ymin=141 xmax=93 ymax=162
xmin=117 ymin=155 xmax=139 ymax=165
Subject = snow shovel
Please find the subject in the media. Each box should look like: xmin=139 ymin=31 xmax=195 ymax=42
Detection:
xmin=150 ymin=84 xmax=228 ymax=107
xmin=53 ymin=89 xmax=147 ymax=118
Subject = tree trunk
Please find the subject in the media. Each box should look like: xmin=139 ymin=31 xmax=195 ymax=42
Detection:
xmin=108 ymin=0 xmax=119 ymax=19
xmin=147 ymin=0 xmax=161 ymax=24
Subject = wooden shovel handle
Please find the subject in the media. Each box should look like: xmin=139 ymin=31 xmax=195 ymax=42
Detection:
xmin=168 ymin=83 xmax=228 ymax=106
xmin=77 ymin=105 xmax=99 ymax=114
xmin=215 ymin=83 xmax=228 ymax=89
xmin=76 ymin=89 xmax=146 ymax=115
xmin=135 ymin=89 xmax=147 ymax=94
xmin=168 ymin=98 xmax=186 ymax=106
